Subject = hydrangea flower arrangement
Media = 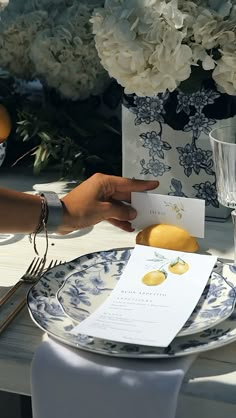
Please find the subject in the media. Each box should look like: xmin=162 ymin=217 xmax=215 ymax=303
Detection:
xmin=91 ymin=0 xmax=236 ymax=97
xmin=0 ymin=0 xmax=108 ymax=100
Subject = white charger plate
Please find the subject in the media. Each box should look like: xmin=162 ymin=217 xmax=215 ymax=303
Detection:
xmin=27 ymin=248 xmax=236 ymax=358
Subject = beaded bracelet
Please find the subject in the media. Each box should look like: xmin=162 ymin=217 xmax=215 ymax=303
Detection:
xmin=29 ymin=195 xmax=49 ymax=263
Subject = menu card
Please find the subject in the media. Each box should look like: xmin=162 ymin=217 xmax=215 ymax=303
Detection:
xmin=131 ymin=192 xmax=205 ymax=238
xmin=73 ymin=245 xmax=217 ymax=347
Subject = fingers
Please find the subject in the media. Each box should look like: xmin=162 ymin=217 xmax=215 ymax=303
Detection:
xmin=107 ymin=218 xmax=135 ymax=232
xmin=109 ymin=176 xmax=159 ymax=194
xmin=101 ymin=200 xmax=137 ymax=222
xmin=110 ymin=191 xmax=144 ymax=203
xmin=105 ymin=176 xmax=159 ymax=202
xmin=62 ymin=174 xmax=159 ymax=233
xmin=83 ymin=173 xmax=159 ymax=202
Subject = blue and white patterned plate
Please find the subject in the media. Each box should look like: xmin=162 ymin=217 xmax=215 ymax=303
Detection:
xmin=27 ymin=248 xmax=236 ymax=358
xmin=56 ymin=252 xmax=235 ymax=337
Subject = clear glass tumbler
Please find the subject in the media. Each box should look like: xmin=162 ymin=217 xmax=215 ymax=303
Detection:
xmin=209 ymin=125 xmax=236 ymax=264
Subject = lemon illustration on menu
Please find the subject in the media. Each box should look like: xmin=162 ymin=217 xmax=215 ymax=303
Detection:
xmin=142 ymin=257 xmax=189 ymax=286
xmin=168 ymin=257 xmax=189 ymax=275
xmin=142 ymin=270 xmax=167 ymax=286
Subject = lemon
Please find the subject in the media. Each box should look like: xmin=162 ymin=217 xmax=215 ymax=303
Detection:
xmin=136 ymin=224 xmax=198 ymax=253
xmin=0 ymin=104 xmax=11 ymax=143
xmin=142 ymin=270 xmax=166 ymax=286
xmin=168 ymin=258 xmax=189 ymax=275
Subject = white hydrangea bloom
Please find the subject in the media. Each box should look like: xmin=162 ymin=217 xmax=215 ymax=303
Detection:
xmin=0 ymin=11 xmax=48 ymax=78
xmin=0 ymin=0 xmax=108 ymax=99
xmin=92 ymin=0 xmax=193 ymax=96
xmin=212 ymin=49 xmax=236 ymax=95
xmin=192 ymin=12 xmax=235 ymax=50
xmin=2 ymin=0 xmax=236 ymax=97
xmin=92 ymin=0 xmax=236 ymax=96
xmin=0 ymin=0 xmax=8 ymax=11
xmin=30 ymin=2 xmax=108 ymax=100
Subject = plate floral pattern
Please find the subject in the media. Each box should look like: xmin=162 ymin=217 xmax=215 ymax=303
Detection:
xmin=56 ymin=253 xmax=235 ymax=337
xmin=27 ymin=248 xmax=236 ymax=358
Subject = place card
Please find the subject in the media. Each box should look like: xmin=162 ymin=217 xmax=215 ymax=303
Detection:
xmin=131 ymin=192 xmax=205 ymax=238
xmin=73 ymin=245 xmax=217 ymax=347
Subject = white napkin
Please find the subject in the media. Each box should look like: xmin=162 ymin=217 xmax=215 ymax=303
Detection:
xmin=31 ymin=337 xmax=196 ymax=418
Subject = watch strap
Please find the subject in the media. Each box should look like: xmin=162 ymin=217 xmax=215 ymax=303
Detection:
xmin=39 ymin=191 xmax=63 ymax=233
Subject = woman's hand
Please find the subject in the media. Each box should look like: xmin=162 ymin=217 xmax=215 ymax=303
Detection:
xmin=59 ymin=173 xmax=159 ymax=233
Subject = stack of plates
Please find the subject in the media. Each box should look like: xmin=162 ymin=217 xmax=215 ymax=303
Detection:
xmin=27 ymin=248 xmax=236 ymax=358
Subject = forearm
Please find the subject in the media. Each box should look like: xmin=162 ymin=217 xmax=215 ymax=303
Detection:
xmin=0 ymin=188 xmax=42 ymax=233
xmin=0 ymin=174 xmax=158 ymax=235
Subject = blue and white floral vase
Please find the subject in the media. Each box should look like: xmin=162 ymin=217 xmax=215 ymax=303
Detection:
xmin=122 ymin=81 xmax=236 ymax=220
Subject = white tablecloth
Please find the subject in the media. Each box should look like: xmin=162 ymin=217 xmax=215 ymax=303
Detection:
xmin=31 ymin=337 xmax=196 ymax=418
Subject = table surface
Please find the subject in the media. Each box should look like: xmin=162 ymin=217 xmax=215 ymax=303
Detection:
xmin=0 ymin=171 xmax=236 ymax=417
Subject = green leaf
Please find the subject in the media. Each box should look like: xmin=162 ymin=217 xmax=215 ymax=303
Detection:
xmin=170 ymin=257 xmax=185 ymax=267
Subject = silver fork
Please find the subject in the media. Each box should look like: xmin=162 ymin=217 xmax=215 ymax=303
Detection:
xmin=0 ymin=258 xmax=63 ymax=334
xmin=0 ymin=257 xmax=62 ymax=308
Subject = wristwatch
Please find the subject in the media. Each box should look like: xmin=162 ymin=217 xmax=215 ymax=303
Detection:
xmin=39 ymin=191 xmax=63 ymax=233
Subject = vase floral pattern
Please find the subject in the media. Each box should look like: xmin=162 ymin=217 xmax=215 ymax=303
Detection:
xmin=122 ymin=83 xmax=236 ymax=219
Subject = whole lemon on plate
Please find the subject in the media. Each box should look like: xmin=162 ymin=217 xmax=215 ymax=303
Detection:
xmin=168 ymin=257 xmax=189 ymax=275
xmin=142 ymin=270 xmax=167 ymax=286
xmin=0 ymin=104 xmax=11 ymax=143
xmin=136 ymin=224 xmax=198 ymax=253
